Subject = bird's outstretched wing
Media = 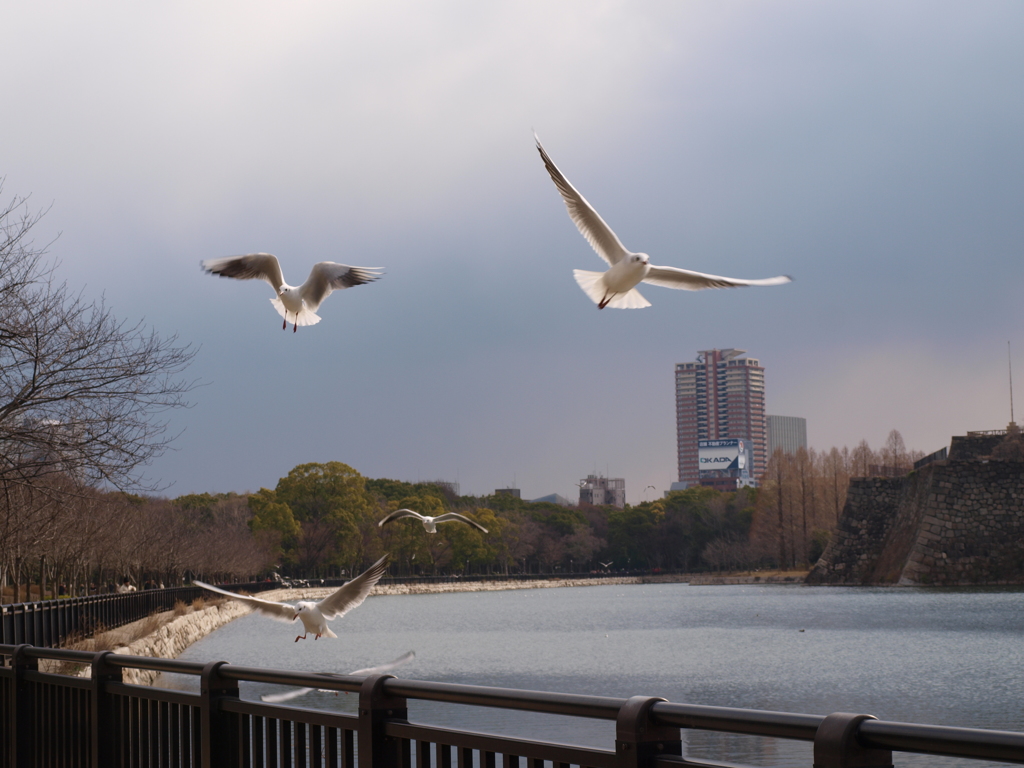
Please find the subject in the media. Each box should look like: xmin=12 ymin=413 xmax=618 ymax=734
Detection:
xmin=192 ymin=580 xmax=298 ymax=622
xmin=300 ymin=263 xmax=384 ymax=311
xmin=259 ymin=651 xmax=416 ymax=703
xmin=201 ymin=254 xmax=287 ymax=292
xmin=346 ymin=650 xmax=416 ymax=676
xmin=535 ymin=134 xmax=630 ymax=267
xmin=433 ymin=512 xmax=488 ymax=533
xmin=315 ymin=554 xmax=389 ymax=620
xmin=643 ymin=265 xmax=792 ymax=291
xmin=378 ymin=509 xmax=425 ymax=528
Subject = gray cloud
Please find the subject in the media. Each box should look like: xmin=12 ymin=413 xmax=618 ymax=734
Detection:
xmin=2 ymin=1 xmax=1022 ymax=502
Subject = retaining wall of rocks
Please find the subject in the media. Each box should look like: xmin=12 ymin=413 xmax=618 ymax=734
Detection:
xmin=808 ymin=456 xmax=1024 ymax=585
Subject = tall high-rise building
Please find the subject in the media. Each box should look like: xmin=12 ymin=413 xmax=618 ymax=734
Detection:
xmin=767 ymin=415 xmax=807 ymax=456
xmin=675 ymin=348 xmax=767 ymax=487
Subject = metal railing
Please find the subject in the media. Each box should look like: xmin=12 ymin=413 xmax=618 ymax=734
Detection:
xmin=3 ymin=643 xmax=1023 ymax=768
xmin=0 ymin=588 xmax=206 ymax=648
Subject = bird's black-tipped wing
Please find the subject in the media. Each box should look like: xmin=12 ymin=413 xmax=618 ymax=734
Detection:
xmin=535 ymin=134 xmax=631 ymax=267
xmin=433 ymin=512 xmax=488 ymax=533
xmin=301 ymin=263 xmax=384 ymax=311
xmin=316 ymin=554 xmax=389 ymax=620
xmin=201 ymin=253 xmax=286 ymax=292
xmin=378 ymin=509 xmax=426 ymax=528
xmin=193 ymin=580 xmax=297 ymax=622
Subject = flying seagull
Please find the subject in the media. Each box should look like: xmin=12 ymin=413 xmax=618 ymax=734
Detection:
xmin=534 ymin=134 xmax=791 ymax=309
xmin=378 ymin=508 xmax=488 ymax=534
xmin=260 ymin=651 xmax=416 ymax=703
xmin=193 ymin=554 xmax=389 ymax=642
xmin=201 ymin=253 xmax=383 ymax=331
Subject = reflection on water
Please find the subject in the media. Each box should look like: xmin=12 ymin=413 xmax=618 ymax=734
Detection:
xmin=160 ymin=583 xmax=1024 ymax=767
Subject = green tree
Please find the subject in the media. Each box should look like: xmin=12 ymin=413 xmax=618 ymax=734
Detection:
xmin=248 ymin=487 xmax=301 ymax=564
xmin=273 ymin=462 xmax=375 ymax=576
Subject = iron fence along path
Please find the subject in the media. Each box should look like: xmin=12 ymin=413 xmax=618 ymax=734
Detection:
xmin=3 ymin=643 xmax=1024 ymax=768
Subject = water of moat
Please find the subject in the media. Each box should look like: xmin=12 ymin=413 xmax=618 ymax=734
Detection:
xmin=160 ymin=582 xmax=1024 ymax=768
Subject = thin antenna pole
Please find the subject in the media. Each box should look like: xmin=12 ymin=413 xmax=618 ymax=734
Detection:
xmin=1009 ymin=341 xmax=1015 ymax=424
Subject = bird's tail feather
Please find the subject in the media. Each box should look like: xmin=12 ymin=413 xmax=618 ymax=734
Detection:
xmin=573 ymin=270 xmax=606 ymax=305
xmin=573 ymin=270 xmax=650 ymax=309
xmin=270 ymin=297 xmax=322 ymax=326
xmin=607 ymin=288 xmax=651 ymax=309
xmin=323 ymin=626 xmax=338 ymax=638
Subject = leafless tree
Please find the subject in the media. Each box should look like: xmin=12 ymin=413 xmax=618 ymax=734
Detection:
xmin=1 ymin=189 xmax=196 ymax=493
xmin=882 ymin=429 xmax=908 ymax=473
xmin=0 ymin=186 xmax=197 ymax=601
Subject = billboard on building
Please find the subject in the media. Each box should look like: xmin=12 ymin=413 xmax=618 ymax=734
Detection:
xmin=698 ymin=439 xmax=747 ymax=476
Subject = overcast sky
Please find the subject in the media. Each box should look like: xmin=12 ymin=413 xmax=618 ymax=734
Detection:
xmin=3 ymin=2 xmax=1022 ymax=503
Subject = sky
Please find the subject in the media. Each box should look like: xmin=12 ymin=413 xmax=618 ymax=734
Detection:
xmin=2 ymin=2 xmax=1022 ymax=504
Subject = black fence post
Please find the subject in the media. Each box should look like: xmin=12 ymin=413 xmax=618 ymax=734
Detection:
xmin=91 ymin=650 xmax=124 ymax=768
xmin=615 ymin=696 xmax=681 ymax=768
xmin=10 ymin=644 xmax=38 ymax=767
xmin=359 ymin=674 xmax=409 ymax=768
xmin=200 ymin=660 xmax=240 ymax=768
xmin=813 ymin=713 xmax=893 ymax=768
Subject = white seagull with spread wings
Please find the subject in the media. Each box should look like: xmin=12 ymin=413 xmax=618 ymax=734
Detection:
xmin=378 ymin=508 xmax=488 ymax=534
xmin=193 ymin=554 xmax=389 ymax=642
xmin=535 ymin=134 xmax=791 ymax=309
xmin=260 ymin=651 xmax=416 ymax=703
xmin=201 ymin=253 xmax=383 ymax=331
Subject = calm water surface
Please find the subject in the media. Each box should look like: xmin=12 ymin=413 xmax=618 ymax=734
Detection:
xmin=161 ymin=583 xmax=1024 ymax=767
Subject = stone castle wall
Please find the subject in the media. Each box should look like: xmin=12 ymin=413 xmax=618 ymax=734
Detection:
xmin=808 ymin=450 xmax=1024 ymax=586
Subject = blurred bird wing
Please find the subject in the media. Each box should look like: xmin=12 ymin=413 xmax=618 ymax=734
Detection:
xmin=259 ymin=651 xmax=415 ymax=703
xmin=300 ymin=263 xmax=383 ymax=311
xmin=434 ymin=513 xmax=488 ymax=533
xmin=346 ymin=650 xmax=416 ymax=676
xmin=535 ymin=134 xmax=630 ymax=267
xmin=378 ymin=508 xmax=426 ymax=527
xmin=316 ymin=554 xmax=389 ymax=619
xmin=643 ymin=265 xmax=792 ymax=291
xmin=260 ymin=687 xmax=315 ymax=703
xmin=201 ymin=253 xmax=286 ymax=293
xmin=192 ymin=580 xmax=298 ymax=622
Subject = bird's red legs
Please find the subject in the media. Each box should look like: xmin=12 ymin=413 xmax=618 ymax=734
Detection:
xmin=294 ymin=633 xmax=307 ymax=642
xmin=283 ymin=317 xmax=287 ymax=330
xmin=293 ymin=318 xmax=298 ymax=333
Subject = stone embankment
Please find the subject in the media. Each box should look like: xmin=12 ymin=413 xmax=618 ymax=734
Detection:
xmin=69 ymin=588 xmax=297 ymax=685
xmin=72 ymin=578 xmax=644 ymax=683
xmin=688 ymin=573 xmax=806 ymax=585
xmin=808 ymin=435 xmax=1024 ymax=586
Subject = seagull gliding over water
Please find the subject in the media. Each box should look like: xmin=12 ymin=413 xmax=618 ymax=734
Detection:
xmin=535 ymin=134 xmax=791 ymax=309
xmin=194 ymin=554 xmax=389 ymax=642
xmin=378 ymin=508 xmax=488 ymax=534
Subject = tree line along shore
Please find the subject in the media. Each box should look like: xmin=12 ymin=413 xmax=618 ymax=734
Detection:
xmin=4 ymin=433 xmax=928 ymax=605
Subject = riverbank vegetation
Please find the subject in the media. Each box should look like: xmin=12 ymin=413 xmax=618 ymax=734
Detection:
xmin=1 ymin=427 xmax=926 ymax=602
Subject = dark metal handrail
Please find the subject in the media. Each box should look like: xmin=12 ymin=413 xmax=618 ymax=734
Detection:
xmin=3 ymin=643 xmax=1024 ymax=768
xmin=0 ymin=586 xmax=207 ymax=647
xmin=651 ymin=701 xmax=822 ymax=741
